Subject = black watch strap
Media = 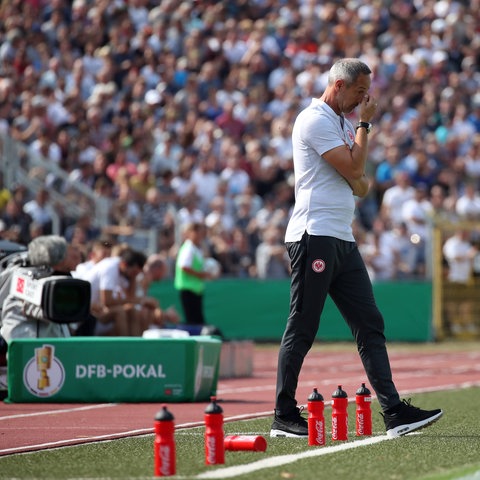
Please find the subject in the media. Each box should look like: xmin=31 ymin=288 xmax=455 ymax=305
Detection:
xmin=355 ymin=121 xmax=372 ymax=134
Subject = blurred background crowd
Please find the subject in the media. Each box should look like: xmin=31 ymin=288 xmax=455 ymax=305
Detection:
xmin=1 ymin=0 xmax=480 ymax=282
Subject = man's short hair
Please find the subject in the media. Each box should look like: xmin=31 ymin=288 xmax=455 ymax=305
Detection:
xmin=120 ymin=247 xmax=147 ymax=269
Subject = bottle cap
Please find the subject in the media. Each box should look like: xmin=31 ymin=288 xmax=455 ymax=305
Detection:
xmin=155 ymin=405 xmax=174 ymax=421
xmin=308 ymin=388 xmax=324 ymax=401
xmin=205 ymin=396 xmax=223 ymax=414
xmin=356 ymin=383 xmax=371 ymax=395
xmin=332 ymin=385 xmax=348 ymax=398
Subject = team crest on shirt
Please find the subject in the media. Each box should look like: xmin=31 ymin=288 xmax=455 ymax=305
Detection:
xmin=347 ymin=130 xmax=355 ymax=143
xmin=312 ymin=259 xmax=326 ymax=273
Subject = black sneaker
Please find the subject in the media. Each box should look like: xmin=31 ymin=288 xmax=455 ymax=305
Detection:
xmin=383 ymin=399 xmax=443 ymax=438
xmin=270 ymin=407 xmax=308 ymax=438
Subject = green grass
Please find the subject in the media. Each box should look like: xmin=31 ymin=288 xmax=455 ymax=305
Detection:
xmin=1 ymin=388 xmax=479 ymax=480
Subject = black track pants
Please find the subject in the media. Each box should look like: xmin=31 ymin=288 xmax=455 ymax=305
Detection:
xmin=275 ymin=233 xmax=401 ymax=415
xmin=180 ymin=289 xmax=205 ymax=325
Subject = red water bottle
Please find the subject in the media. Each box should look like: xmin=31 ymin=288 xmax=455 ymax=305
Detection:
xmin=204 ymin=396 xmax=225 ymax=465
xmin=307 ymin=388 xmax=325 ymax=446
xmin=154 ymin=405 xmax=176 ymax=477
xmin=224 ymin=435 xmax=267 ymax=451
xmin=331 ymin=385 xmax=348 ymax=441
xmin=356 ymin=383 xmax=372 ymax=436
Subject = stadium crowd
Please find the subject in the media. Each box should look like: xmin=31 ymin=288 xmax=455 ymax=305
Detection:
xmin=1 ymin=0 xmax=480 ymax=282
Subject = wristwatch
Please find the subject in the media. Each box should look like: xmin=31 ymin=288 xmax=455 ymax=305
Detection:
xmin=355 ymin=121 xmax=372 ymax=134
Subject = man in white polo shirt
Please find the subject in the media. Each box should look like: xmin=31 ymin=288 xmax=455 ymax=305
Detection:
xmin=271 ymin=58 xmax=442 ymax=439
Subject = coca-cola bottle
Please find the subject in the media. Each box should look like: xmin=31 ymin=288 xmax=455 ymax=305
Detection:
xmin=355 ymin=383 xmax=372 ymax=436
xmin=224 ymin=435 xmax=267 ymax=451
xmin=307 ymin=388 xmax=325 ymax=446
xmin=331 ymin=385 xmax=348 ymax=441
xmin=154 ymin=405 xmax=176 ymax=477
xmin=204 ymin=396 xmax=225 ymax=465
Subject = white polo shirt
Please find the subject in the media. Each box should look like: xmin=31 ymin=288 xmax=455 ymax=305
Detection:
xmin=285 ymin=99 xmax=357 ymax=242
xmin=83 ymin=256 xmax=128 ymax=306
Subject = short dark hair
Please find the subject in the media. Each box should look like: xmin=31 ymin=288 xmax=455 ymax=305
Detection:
xmin=120 ymin=248 xmax=146 ymax=269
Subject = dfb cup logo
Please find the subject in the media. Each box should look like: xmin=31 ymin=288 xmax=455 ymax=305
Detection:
xmin=312 ymin=259 xmax=326 ymax=273
xmin=23 ymin=344 xmax=65 ymax=398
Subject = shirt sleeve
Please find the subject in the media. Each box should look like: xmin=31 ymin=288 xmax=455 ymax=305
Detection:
xmin=303 ymin=111 xmax=345 ymax=157
xmin=177 ymin=241 xmax=195 ymax=268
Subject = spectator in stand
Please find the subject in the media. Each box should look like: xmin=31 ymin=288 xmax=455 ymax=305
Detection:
xmin=129 ymin=159 xmax=156 ymax=203
xmin=156 ymin=169 xmax=179 ymax=208
xmin=226 ymin=227 xmax=256 ymax=278
xmin=443 ymin=229 xmax=478 ymax=335
xmin=255 ymin=225 xmax=290 ymax=279
xmin=1 ymin=198 xmax=33 ymax=245
xmin=106 ymin=146 xmax=138 ymax=183
xmin=443 ymin=230 xmax=477 ymax=285
xmin=219 ymin=144 xmax=251 ymax=197
xmin=151 ymin=131 xmax=183 ymax=176
xmin=459 ymin=136 xmax=480 ymax=185
xmin=190 ymin=155 xmax=220 ymax=214
xmin=176 ymin=192 xmax=205 ymax=232
xmin=389 ymin=222 xmax=419 ymax=280
xmin=205 ymin=196 xmax=235 ymax=234
xmin=0 ymin=174 xmax=11 ymax=212
xmin=360 ymin=230 xmax=396 ymax=281
xmin=65 ymin=153 xmax=97 ymax=193
xmin=140 ymin=186 xmax=176 ymax=252
xmin=467 ymin=93 xmax=480 ymax=133
xmin=428 ymin=184 xmax=453 ymax=223
xmin=108 ymin=178 xmax=142 ymax=229
xmin=22 ymin=188 xmax=55 ymax=236
xmin=64 ymin=213 xmax=101 ymax=244
xmin=380 ymin=170 xmax=415 ymax=226
xmin=455 ymin=181 xmax=480 ymax=221
xmin=215 ymin=99 xmax=246 ymax=141
xmin=10 ymin=93 xmax=47 ymax=145
xmin=400 ymin=184 xmax=434 ymax=276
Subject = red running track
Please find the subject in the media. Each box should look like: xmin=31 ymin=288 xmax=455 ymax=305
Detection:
xmin=1 ymin=343 xmax=480 ymax=456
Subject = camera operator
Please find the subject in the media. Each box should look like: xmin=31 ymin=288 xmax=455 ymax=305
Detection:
xmin=0 ymin=235 xmax=90 ymax=341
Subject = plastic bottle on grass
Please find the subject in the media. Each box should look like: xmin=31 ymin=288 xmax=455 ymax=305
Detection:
xmin=204 ymin=396 xmax=225 ymax=465
xmin=224 ymin=435 xmax=267 ymax=451
xmin=355 ymin=383 xmax=372 ymax=436
xmin=154 ymin=405 xmax=176 ymax=477
xmin=331 ymin=385 xmax=348 ymax=441
xmin=307 ymin=388 xmax=325 ymax=446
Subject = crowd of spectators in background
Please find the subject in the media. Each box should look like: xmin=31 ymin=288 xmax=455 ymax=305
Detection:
xmin=1 ymin=0 xmax=480 ymax=283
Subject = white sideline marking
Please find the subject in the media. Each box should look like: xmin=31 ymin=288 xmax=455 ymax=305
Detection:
xmin=195 ymin=435 xmax=390 ymax=479
xmin=0 ymin=403 xmax=117 ymax=421
xmin=0 ymin=428 xmax=152 ymax=455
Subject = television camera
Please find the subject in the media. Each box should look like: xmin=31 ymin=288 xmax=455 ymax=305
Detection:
xmin=0 ymin=243 xmax=90 ymax=325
